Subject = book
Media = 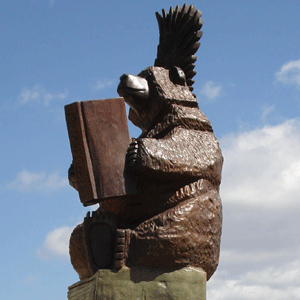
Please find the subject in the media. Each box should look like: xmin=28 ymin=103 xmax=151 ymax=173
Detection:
xmin=65 ymin=98 xmax=135 ymax=206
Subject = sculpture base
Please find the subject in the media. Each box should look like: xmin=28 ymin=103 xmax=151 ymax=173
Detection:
xmin=68 ymin=266 xmax=206 ymax=300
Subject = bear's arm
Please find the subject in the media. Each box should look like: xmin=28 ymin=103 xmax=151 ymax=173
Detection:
xmin=128 ymin=127 xmax=223 ymax=184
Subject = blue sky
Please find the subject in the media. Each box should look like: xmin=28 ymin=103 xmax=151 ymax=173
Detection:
xmin=1 ymin=1 xmax=300 ymax=299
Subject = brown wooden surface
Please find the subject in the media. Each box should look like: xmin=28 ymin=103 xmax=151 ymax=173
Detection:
xmin=65 ymin=98 xmax=133 ymax=206
xmin=65 ymin=101 xmax=97 ymax=205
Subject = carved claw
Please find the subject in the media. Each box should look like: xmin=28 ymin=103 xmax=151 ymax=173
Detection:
xmin=126 ymin=139 xmax=139 ymax=167
xmin=114 ymin=229 xmax=132 ymax=269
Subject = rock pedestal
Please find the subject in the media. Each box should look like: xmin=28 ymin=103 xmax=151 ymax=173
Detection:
xmin=68 ymin=266 xmax=206 ymax=300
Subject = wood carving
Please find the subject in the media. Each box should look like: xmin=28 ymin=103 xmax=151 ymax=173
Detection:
xmin=67 ymin=4 xmax=223 ymax=282
xmin=65 ymin=98 xmax=135 ymax=206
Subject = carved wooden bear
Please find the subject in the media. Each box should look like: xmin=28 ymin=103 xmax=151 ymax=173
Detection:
xmin=116 ymin=65 xmax=223 ymax=280
xmin=69 ymin=4 xmax=223 ymax=281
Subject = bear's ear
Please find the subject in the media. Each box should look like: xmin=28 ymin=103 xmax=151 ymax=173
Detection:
xmin=169 ymin=66 xmax=186 ymax=86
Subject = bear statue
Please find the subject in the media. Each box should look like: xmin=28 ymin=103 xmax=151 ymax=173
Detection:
xmin=69 ymin=4 xmax=223 ymax=281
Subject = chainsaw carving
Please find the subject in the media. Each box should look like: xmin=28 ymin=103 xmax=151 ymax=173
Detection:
xmin=68 ymin=4 xmax=223 ymax=281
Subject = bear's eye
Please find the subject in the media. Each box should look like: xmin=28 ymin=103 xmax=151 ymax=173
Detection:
xmin=169 ymin=66 xmax=186 ymax=86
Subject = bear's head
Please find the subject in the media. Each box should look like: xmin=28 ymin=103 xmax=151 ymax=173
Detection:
xmin=117 ymin=66 xmax=198 ymax=132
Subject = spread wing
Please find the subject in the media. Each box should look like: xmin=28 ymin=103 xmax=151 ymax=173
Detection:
xmin=154 ymin=4 xmax=203 ymax=91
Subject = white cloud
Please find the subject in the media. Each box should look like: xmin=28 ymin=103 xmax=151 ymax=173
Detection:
xmin=38 ymin=226 xmax=74 ymax=259
xmin=219 ymin=246 xmax=300 ymax=271
xmin=208 ymin=260 xmax=300 ymax=300
xmin=275 ymin=59 xmax=300 ymax=87
xmin=38 ymin=204 xmax=99 ymax=259
xmin=4 ymin=170 xmax=68 ymax=192
xmin=208 ymin=280 xmax=300 ymax=300
xmin=206 ymin=119 xmax=300 ymax=299
xmin=200 ymin=80 xmax=222 ymax=101
xmin=90 ymin=79 xmax=114 ymax=91
xmin=243 ymin=260 xmax=300 ymax=287
xmin=220 ymin=119 xmax=300 ymax=208
xmin=17 ymin=84 xmax=68 ymax=106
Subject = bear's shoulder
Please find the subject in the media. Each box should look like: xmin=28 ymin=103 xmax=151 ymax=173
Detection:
xmin=141 ymin=104 xmax=213 ymax=139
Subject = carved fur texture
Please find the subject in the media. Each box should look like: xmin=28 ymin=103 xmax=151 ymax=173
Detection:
xmin=117 ymin=65 xmax=223 ymax=280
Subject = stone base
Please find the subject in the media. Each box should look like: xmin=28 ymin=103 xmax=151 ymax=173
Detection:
xmin=68 ymin=266 xmax=206 ymax=300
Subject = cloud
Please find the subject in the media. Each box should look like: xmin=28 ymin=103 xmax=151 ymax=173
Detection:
xmin=200 ymin=80 xmax=222 ymax=101
xmin=38 ymin=204 xmax=99 ymax=259
xmin=17 ymin=84 xmax=68 ymax=106
xmin=275 ymin=59 xmax=300 ymax=87
xmin=208 ymin=279 xmax=300 ymax=300
xmin=38 ymin=226 xmax=74 ymax=259
xmin=4 ymin=170 xmax=68 ymax=192
xmin=207 ymin=259 xmax=300 ymax=300
xmin=206 ymin=119 xmax=300 ymax=299
xmin=220 ymin=119 xmax=300 ymax=208
xmin=90 ymin=79 xmax=114 ymax=91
